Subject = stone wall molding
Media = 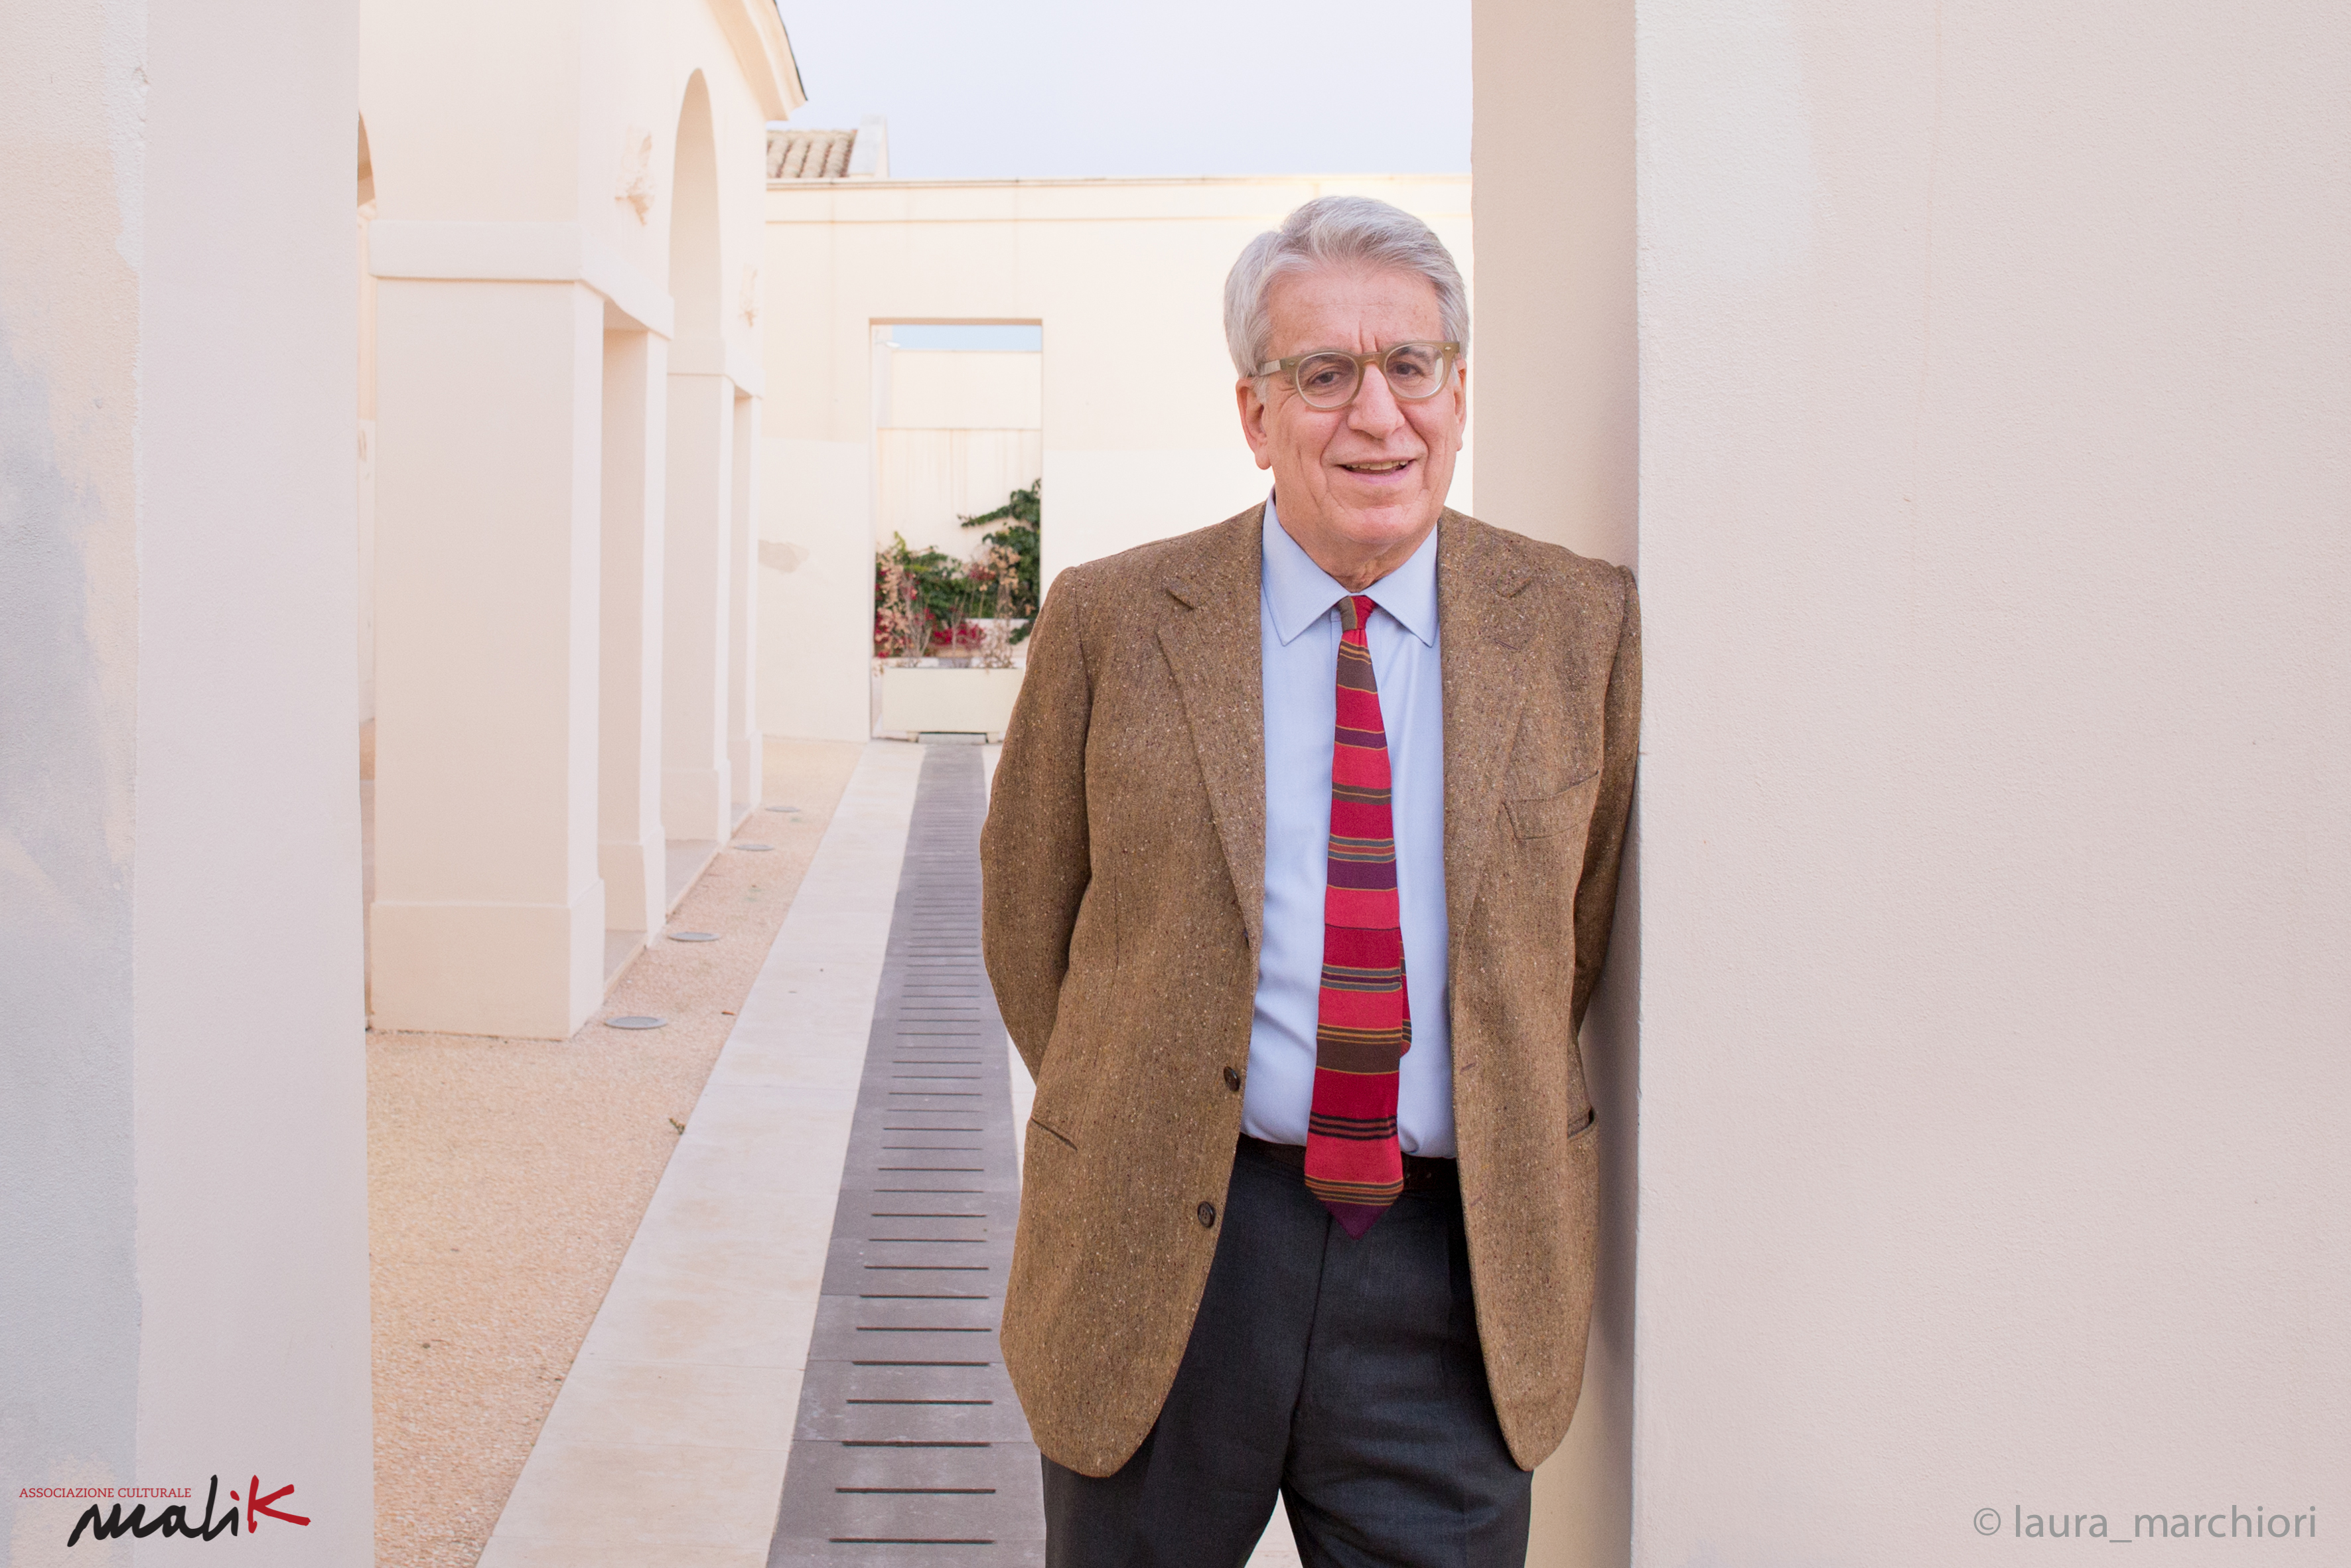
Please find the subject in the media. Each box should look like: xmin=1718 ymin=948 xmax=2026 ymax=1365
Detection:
xmin=369 ymin=219 xmax=677 ymax=340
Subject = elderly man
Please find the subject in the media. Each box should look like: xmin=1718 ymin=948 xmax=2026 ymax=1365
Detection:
xmin=981 ymin=195 xmax=1640 ymax=1565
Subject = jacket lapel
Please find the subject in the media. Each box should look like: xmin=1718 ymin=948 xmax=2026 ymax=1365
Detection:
xmin=1439 ymin=510 xmax=1537 ymax=942
xmin=1156 ymin=507 xmax=1269 ymax=956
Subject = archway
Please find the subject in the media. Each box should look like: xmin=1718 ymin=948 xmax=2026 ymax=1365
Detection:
xmin=668 ymin=74 xmax=723 ymax=342
xmin=660 ymin=71 xmax=739 ymax=846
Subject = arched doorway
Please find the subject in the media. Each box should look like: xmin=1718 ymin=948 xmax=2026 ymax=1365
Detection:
xmin=660 ymin=71 xmax=739 ymax=845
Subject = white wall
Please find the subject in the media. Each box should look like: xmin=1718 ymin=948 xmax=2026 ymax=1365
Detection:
xmin=362 ymin=0 xmax=783 ymax=289
xmin=760 ymin=436 xmax=874 ymax=741
xmin=1 ymin=0 xmax=374 ymax=1559
xmin=877 ymin=429 xmax=1044 ymax=558
xmin=881 ymin=347 xmax=1042 ymax=430
xmin=756 ymin=175 xmax=1472 ymax=741
xmin=1482 ymin=1 xmax=2350 ymax=1563
xmin=875 ymin=345 xmax=1042 ymax=557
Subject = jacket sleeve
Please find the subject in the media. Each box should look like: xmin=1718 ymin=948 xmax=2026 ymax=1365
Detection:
xmin=1570 ymin=563 xmax=1642 ymax=1038
xmin=981 ymin=567 xmax=1095 ymax=1081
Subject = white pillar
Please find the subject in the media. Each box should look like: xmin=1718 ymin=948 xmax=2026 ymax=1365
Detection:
xmin=1479 ymin=0 xmax=2351 ymax=1562
xmin=0 ymin=0 xmax=374 ymax=1554
xmin=662 ymin=367 xmax=735 ymax=842
xmin=358 ymin=196 xmax=380 ymax=729
xmin=370 ymin=279 xmax=606 ymax=1038
xmin=1470 ymin=2 xmax=1638 ymax=1563
xmin=601 ymin=330 xmax=668 ymax=942
xmin=727 ymin=391 xmax=764 ymax=813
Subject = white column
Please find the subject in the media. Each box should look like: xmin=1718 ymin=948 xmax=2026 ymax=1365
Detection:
xmin=1477 ymin=1 xmax=2351 ymax=1563
xmin=727 ymin=390 xmax=764 ymax=814
xmin=370 ymin=279 xmax=606 ymax=1038
xmin=0 ymin=0 xmax=374 ymax=1553
xmin=662 ymin=366 xmax=735 ymax=842
xmin=601 ymin=330 xmax=668 ymax=942
xmin=1470 ymin=2 xmax=1638 ymax=1564
xmin=358 ymin=199 xmax=380 ymax=729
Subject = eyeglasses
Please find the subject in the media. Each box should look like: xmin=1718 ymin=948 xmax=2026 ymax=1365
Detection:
xmin=1254 ymin=341 xmax=1461 ymax=411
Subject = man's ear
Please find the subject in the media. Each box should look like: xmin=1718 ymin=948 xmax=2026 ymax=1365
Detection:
xmin=1236 ymin=377 xmax=1275 ymax=471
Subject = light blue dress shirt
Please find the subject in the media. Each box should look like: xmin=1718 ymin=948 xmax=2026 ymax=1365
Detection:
xmin=1240 ymin=495 xmax=1455 ymax=1159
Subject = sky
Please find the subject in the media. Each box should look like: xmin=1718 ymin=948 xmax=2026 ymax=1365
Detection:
xmin=774 ymin=0 xmax=1472 ymax=181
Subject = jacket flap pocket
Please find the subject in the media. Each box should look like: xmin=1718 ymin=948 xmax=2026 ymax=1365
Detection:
xmin=1506 ymin=771 xmax=1602 ymax=840
xmin=1027 ymin=1114 xmax=1078 ymax=1153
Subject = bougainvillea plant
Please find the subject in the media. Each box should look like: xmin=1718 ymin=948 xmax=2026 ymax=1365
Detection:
xmin=873 ymin=480 xmax=1042 ymax=660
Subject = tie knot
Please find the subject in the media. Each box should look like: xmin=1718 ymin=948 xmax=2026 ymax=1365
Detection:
xmin=1340 ymin=594 xmax=1378 ymax=633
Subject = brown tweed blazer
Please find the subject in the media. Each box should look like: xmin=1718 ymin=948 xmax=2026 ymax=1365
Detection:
xmin=980 ymin=503 xmax=1640 ymax=1477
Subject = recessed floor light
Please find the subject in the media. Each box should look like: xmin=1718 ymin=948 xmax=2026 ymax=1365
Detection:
xmin=670 ymin=931 xmax=720 ymax=942
xmin=606 ymin=1015 xmax=667 ymax=1030
xmin=734 ymin=842 xmax=774 ymax=852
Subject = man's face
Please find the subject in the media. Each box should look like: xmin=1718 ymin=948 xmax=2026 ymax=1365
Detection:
xmin=1236 ymin=264 xmax=1466 ymax=581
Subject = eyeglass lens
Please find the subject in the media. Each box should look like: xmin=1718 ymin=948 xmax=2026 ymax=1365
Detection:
xmin=1295 ymin=344 xmax=1450 ymax=409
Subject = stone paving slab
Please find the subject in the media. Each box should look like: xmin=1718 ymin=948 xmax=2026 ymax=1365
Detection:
xmin=806 ymin=1302 xmax=1004 ymax=1361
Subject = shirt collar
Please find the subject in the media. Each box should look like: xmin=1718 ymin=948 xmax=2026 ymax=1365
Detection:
xmin=1261 ymin=492 xmax=1440 ymax=649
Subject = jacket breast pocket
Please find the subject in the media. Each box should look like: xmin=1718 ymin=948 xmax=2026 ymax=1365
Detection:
xmin=1506 ymin=770 xmax=1601 ymax=842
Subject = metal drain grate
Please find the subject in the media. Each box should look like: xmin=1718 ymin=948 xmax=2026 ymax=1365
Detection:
xmin=768 ymin=743 xmax=1044 ymax=1565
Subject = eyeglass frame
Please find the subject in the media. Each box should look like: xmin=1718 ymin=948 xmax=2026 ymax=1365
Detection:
xmin=1251 ymin=341 xmax=1463 ymax=410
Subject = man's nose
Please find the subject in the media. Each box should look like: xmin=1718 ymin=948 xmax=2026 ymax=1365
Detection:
xmin=1348 ymin=363 xmax=1407 ymax=437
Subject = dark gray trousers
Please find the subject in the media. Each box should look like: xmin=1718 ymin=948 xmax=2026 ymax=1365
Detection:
xmin=1042 ymin=1137 xmax=1532 ymax=1567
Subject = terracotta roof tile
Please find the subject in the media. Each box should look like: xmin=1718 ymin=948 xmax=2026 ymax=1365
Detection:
xmin=766 ymin=127 xmax=856 ymax=180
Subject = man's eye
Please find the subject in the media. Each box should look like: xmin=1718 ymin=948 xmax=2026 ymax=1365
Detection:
xmin=1386 ymin=350 xmax=1438 ymax=384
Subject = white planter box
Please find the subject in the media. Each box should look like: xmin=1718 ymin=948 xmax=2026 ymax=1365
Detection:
xmin=874 ymin=665 xmax=1026 ymax=740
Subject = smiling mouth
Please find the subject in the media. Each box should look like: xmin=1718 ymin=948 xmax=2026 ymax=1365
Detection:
xmin=1340 ymin=459 xmax=1413 ymax=474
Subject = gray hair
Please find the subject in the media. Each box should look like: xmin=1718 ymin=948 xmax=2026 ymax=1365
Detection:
xmin=1222 ymin=195 xmax=1468 ymax=380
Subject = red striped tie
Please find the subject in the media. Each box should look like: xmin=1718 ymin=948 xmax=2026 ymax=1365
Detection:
xmin=1305 ymin=593 xmax=1409 ymax=1238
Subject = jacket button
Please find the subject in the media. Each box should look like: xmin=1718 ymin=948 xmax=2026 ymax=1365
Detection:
xmin=1196 ymin=1201 xmax=1217 ymax=1228
xmin=1222 ymin=1066 xmax=1242 ymax=1092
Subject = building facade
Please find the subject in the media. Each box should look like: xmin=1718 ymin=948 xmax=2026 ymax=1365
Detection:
xmin=362 ymin=0 xmax=800 ymax=1038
